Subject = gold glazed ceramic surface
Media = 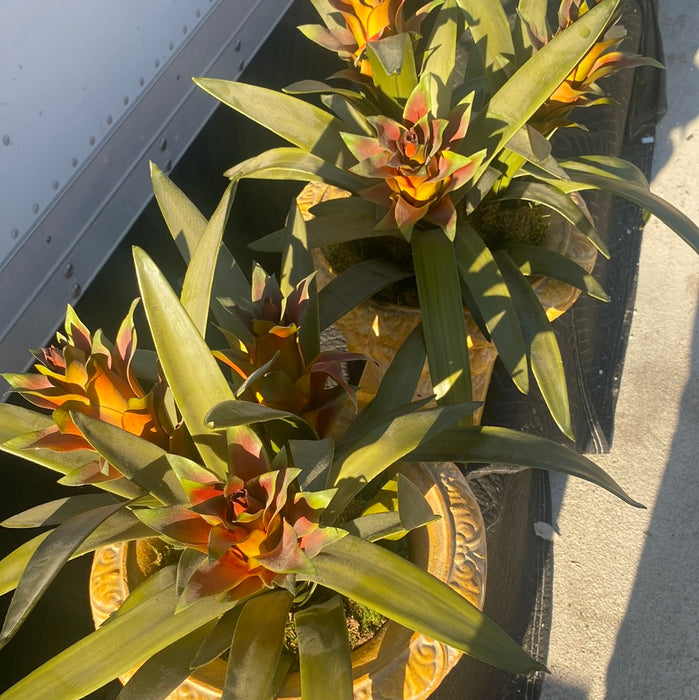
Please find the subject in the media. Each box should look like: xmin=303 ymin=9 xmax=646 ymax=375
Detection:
xmin=89 ymin=462 xmax=486 ymax=699
xmin=298 ymin=183 xmax=597 ymax=422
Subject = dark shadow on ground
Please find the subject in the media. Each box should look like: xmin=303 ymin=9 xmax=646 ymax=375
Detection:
xmin=605 ymin=308 xmax=699 ymax=698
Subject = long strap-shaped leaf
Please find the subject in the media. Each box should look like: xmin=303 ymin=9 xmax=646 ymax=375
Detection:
xmin=117 ymin=621 xmax=217 ymax=700
xmin=296 ymin=596 xmax=353 ymax=700
xmin=0 ymin=511 xmax=155 ymax=597
xmin=0 ymin=405 xmax=141 ymax=499
xmin=223 ymin=590 xmax=293 ymax=700
xmin=151 ymin=163 xmax=250 ymax=334
xmin=133 ymin=248 xmax=242 ymax=479
xmin=560 ymin=155 xmax=699 ymax=254
xmin=250 ymin=196 xmax=392 ymax=253
xmin=456 ymin=0 xmax=515 ymax=93
xmin=282 ymin=203 xmax=320 ymax=364
xmin=71 ymin=412 xmax=186 ymax=506
xmin=299 ymin=535 xmax=543 ymax=674
xmin=421 ymin=0 xmax=460 ymax=113
xmin=494 ymin=250 xmax=573 ymax=440
xmin=181 ymin=181 xmax=237 ymax=335
xmin=328 ymin=403 xmax=478 ymax=518
xmin=0 ymin=501 xmax=125 ymax=648
xmin=465 ymin=0 xmax=622 ymax=184
xmin=412 ymin=228 xmax=473 ymax=408
xmin=506 ymin=242 xmax=610 ymax=302
xmin=408 ymin=425 xmax=643 ymax=507
xmin=1 ymin=582 xmax=239 ymax=700
xmin=193 ymin=78 xmax=351 ymax=168
xmin=2 ymin=494 xmax=119 ymax=529
xmin=223 ymin=147 xmax=365 ymax=192
xmin=318 ymin=258 xmax=412 ymax=330
xmin=454 ymin=221 xmax=529 ymax=394
xmin=338 ymin=323 xmax=427 ymax=445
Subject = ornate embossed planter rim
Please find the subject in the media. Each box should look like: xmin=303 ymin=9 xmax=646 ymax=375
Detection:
xmin=89 ymin=462 xmax=486 ymax=699
xmin=298 ymin=183 xmax=597 ymax=422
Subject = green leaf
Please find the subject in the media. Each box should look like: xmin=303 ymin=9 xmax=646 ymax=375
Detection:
xmin=412 ymin=228 xmax=473 ymax=408
xmin=285 ymin=438 xmax=334 ymax=491
xmin=561 ymin=155 xmax=699 ymax=254
xmin=296 ymin=596 xmax=353 ymax=700
xmin=223 ymin=590 xmax=293 ymax=700
xmin=408 ymin=425 xmax=644 ymax=507
xmin=456 ymin=0 xmax=515 ymax=93
xmin=318 ymin=258 xmax=412 ymax=330
xmin=506 ymin=242 xmax=610 ymax=302
xmin=0 ymin=510 xmax=155 ymax=597
xmin=190 ymin=607 xmax=242 ymax=668
xmin=224 ymin=147 xmax=365 ymax=192
xmin=494 ymin=250 xmax=573 ymax=440
xmin=0 ymin=405 xmax=141 ymax=499
xmin=116 ymin=621 xmax=217 ymax=699
xmin=300 ymin=535 xmax=543 ymax=674
xmin=0 ymin=581 xmax=239 ymax=700
xmin=421 ymin=0 xmax=460 ymax=110
xmin=366 ymin=33 xmax=418 ymax=109
xmin=193 ymin=78 xmax=350 ymax=168
xmin=250 ymin=196 xmax=392 ymax=253
xmin=181 ymin=181 xmax=237 ymax=334
xmin=0 ymin=501 xmax=125 ymax=648
xmin=133 ymin=247 xmax=237 ymax=479
xmin=499 ymin=180 xmax=608 ymax=257
xmin=282 ymin=202 xmax=320 ymax=363
xmin=205 ymin=400 xmax=315 ymax=438
xmin=150 ymin=163 xmax=250 ymax=332
xmin=465 ymin=0 xmax=623 ymax=183
xmin=1 ymin=494 xmax=119 ymax=528
xmin=454 ymin=221 xmax=529 ymax=393
xmin=328 ymin=403 xmax=478 ymax=518
xmin=339 ymin=324 xmax=427 ymax=445
xmin=71 ymin=412 xmax=185 ymax=506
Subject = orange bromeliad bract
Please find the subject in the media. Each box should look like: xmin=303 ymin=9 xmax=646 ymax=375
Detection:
xmin=214 ymin=265 xmax=364 ymax=437
xmin=342 ymin=77 xmax=484 ymax=237
xmin=3 ymin=302 xmax=171 ymax=481
xmin=134 ymin=444 xmax=344 ymax=604
xmin=527 ymin=0 xmax=663 ymax=134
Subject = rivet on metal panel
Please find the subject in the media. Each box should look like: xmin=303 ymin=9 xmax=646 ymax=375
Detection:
xmin=71 ymin=158 xmax=78 ymax=167
xmin=238 ymin=59 xmax=245 ymax=72
xmin=183 ymin=25 xmax=187 ymax=35
xmin=52 ymin=180 xmax=59 ymax=191
xmin=2 ymin=135 xmax=10 ymax=146
xmin=155 ymin=59 xmax=160 ymax=68
xmin=235 ymin=40 xmax=242 ymax=52
xmin=164 ymin=159 xmax=172 ymax=172
xmin=46 ymin=235 xmax=52 ymax=244
xmin=71 ymin=283 xmax=82 ymax=299
xmin=196 ymin=9 xmax=201 ymax=18
xmin=106 ymin=115 xmax=113 ymax=125
xmin=63 ymin=264 xmax=74 ymax=279
xmin=89 ymin=135 xmax=96 ymax=146
xmin=168 ymin=41 xmax=174 ymax=51
xmin=32 ymin=203 xmax=40 ymax=215
xmin=160 ymin=138 xmax=168 ymax=152
xmin=10 ymin=229 xmax=19 ymax=240
xmin=123 ymin=96 xmax=129 ymax=106
xmin=139 ymin=77 xmax=145 ymax=87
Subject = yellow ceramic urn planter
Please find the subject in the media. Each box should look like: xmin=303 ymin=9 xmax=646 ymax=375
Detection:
xmin=298 ymin=183 xmax=597 ymax=423
xmin=89 ymin=462 xmax=486 ymax=700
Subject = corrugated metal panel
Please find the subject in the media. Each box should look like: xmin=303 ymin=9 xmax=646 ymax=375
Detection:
xmin=0 ymin=0 xmax=294 ymax=375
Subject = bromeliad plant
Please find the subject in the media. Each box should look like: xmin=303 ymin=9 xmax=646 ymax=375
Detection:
xmin=193 ymin=0 xmax=699 ymax=440
xmin=0 ymin=178 xmax=645 ymax=699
